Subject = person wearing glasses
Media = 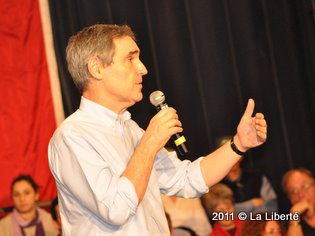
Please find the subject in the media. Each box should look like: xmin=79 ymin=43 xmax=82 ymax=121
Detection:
xmin=282 ymin=168 xmax=315 ymax=236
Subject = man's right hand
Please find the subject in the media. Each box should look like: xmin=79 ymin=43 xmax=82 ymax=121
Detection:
xmin=141 ymin=107 xmax=183 ymax=153
xmin=122 ymin=107 xmax=182 ymax=203
xmin=290 ymin=200 xmax=314 ymax=219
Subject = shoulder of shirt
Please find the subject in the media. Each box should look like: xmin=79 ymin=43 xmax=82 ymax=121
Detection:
xmin=0 ymin=213 xmax=12 ymax=225
xmin=126 ymin=118 xmax=142 ymax=128
xmin=49 ymin=110 xmax=87 ymax=142
xmin=38 ymin=207 xmax=52 ymax=217
xmin=58 ymin=108 xmax=96 ymax=130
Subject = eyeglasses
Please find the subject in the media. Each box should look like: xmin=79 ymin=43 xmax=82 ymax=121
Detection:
xmin=287 ymin=182 xmax=314 ymax=197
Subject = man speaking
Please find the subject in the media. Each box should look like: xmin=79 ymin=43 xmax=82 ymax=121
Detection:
xmin=48 ymin=24 xmax=267 ymax=235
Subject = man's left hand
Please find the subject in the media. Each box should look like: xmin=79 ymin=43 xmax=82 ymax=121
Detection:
xmin=234 ymin=99 xmax=267 ymax=152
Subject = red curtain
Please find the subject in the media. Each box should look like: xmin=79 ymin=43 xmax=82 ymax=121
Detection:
xmin=0 ymin=0 xmax=57 ymax=207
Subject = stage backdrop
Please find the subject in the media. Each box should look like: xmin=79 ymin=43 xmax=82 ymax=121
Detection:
xmin=0 ymin=0 xmax=62 ymax=208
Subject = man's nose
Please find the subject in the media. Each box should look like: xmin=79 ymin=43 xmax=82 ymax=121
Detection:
xmin=137 ymin=61 xmax=148 ymax=75
xmin=297 ymin=192 xmax=306 ymax=201
xmin=18 ymin=195 xmax=25 ymax=202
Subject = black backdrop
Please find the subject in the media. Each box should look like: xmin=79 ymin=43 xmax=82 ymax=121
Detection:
xmin=49 ymin=0 xmax=315 ymax=212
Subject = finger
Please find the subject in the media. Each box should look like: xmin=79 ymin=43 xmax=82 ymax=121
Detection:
xmin=165 ymin=119 xmax=182 ymax=128
xmin=169 ymin=126 xmax=183 ymax=136
xmin=256 ymin=125 xmax=267 ymax=134
xmin=166 ymin=107 xmax=177 ymax=114
xmin=242 ymin=98 xmax=255 ymax=118
xmin=156 ymin=107 xmax=177 ymax=116
xmin=156 ymin=107 xmax=178 ymax=121
xmin=255 ymin=113 xmax=264 ymax=119
xmin=257 ymin=131 xmax=267 ymax=141
xmin=255 ymin=118 xmax=267 ymax=127
xmin=162 ymin=112 xmax=179 ymax=123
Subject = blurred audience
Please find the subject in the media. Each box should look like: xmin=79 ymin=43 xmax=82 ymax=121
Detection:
xmin=282 ymin=168 xmax=315 ymax=236
xmin=0 ymin=174 xmax=59 ymax=236
xmin=218 ymin=136 xmax=278 ymax=213
xmin=201 ymin=183 xmax=243 ymax=236
xmin=161 ymin=194 xmax=212 ymax=236
xmin=50 ymin=197 xmax=62 ymax=235
xmin=240 ymin=213 xmax=285 ymax=236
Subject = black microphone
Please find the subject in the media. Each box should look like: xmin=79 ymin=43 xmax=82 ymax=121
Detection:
xmin=149 ymin=90 xmax=188 ymax=156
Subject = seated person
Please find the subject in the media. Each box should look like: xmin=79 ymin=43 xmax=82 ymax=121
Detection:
xmin=240 ymin=213 xmax=285 ymax=236
xmin=282 ymin=168 xmax=315 ymax=236
xmin=201 ymin=183 xmax=243 ymax=236
xmin=218 ymin=136 xmax=278 ymax=213
xmin=0 ymin=174 xmax=59 ymax=236
xmin=161 ymin=194 xmax=212 ymax=236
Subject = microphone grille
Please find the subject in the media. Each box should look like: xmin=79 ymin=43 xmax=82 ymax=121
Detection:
xmin=149 ymin=90 xmax=165 ymax=107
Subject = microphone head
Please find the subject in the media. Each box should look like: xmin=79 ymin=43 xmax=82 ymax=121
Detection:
xmin=149 ymin=90 xmax=165 ymax=107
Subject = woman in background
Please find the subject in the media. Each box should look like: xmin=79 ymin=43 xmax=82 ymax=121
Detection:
xmin=201 ymin=183 xmax=243 ymax=236
xmin=240 ymin=213 xmax=285 ymax=236
xmin=0 ymin=174 xmax=59 ymax=236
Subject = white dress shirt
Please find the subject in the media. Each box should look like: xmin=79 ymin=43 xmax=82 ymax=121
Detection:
xmin=48 ymin=97 xmax=208 ymax=236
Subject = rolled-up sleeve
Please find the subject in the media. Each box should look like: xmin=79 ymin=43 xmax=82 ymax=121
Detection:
xmin=155 ymin=148 xmax=209 ymax=198
xmin=49 ymin=130 xmax=138 ymax=226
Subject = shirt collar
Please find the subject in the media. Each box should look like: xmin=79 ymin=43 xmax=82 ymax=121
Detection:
xmin=79 ymin=96 xmax=131 ymax=126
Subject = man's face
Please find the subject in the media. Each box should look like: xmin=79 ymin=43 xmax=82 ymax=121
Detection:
xmin=100 ymin=36 xmax=148 ymax=111
xmin=286 ymin=172 xmax=315 ymax=205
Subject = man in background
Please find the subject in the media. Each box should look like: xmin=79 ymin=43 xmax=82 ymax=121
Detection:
xmin=283 ymin=168 xmax=315 ymax=236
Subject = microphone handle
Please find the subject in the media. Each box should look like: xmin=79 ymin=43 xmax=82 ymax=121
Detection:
xmin=172 ymin=133 xmax=189 ymax=156
xmin=156 ymin=103 xmax=189 ymax=156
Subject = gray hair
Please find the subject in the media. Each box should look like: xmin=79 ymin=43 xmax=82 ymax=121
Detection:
xmin=201 ymin=183 xmax=234 ymax=216
xmin=282 ymin=168 xmax=314 ymax=193
xmin=66 ymin=24 xmax=135 ymax=92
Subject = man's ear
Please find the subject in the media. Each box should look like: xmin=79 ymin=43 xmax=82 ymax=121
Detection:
xmin=87 ymin=57 xmax=106 ymax=80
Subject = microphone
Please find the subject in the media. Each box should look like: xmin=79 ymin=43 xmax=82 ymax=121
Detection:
xmin=149 ymin=90 xmax=188 ymax=156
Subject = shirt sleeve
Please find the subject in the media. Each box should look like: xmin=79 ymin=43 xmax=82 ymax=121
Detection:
xmin=234 ymin=200 xmax=255 ymax=213
xmin=154 ymin=148 xmax=209 ymax=198
xmin=260 ymin=175 xmax=278 ymax=212
xmin=260 ymin=175 xmax=277 ymax=201
xmin=126 ymin=120 xmax=208 ymax=197
xmin=48 ymin=130 xmax=139 ymax=226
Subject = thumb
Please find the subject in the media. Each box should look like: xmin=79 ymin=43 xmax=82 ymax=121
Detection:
xmin=242 ymin=98 xmax=255 ymax=118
